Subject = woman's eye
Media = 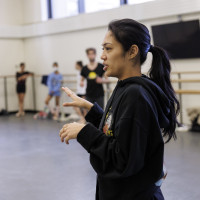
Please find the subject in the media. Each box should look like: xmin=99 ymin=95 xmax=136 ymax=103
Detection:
xmin=102 ymin=47 xmax=111 ymax=51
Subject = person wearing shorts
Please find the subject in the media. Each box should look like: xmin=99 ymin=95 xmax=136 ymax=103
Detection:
xmin=45 ymin=62 xmax=63 ymax=120
xmin=16 ymin=62 xmax=33 ymax=117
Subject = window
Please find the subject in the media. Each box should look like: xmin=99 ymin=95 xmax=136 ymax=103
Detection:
xmin=85 ymin=0 xmax=120 ymax=13
xmin=51 ymin=0 xmax=79 ymax=19
xmin=43 ymin=0 xmax=131 ymax=21
xmin=128 ymin=0 xmax=155 ymax=4
xmin=41 ymin=0 xmax=48 ymax=21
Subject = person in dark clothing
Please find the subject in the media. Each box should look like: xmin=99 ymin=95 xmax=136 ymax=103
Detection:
xmin=16 ymin=62 xmax=33 ymax=117
xmin=81 ymin=48 xmax=109 ymax=109
xmin=59 ymin=19 xmax=179 ymax=200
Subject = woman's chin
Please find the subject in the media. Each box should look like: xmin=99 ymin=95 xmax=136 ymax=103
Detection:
xmin=105 ymin=70 xmax=112 ymax=77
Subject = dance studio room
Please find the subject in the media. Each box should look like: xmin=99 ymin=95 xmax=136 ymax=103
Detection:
xmin=0 ymin=0 xmax=200 ymax=199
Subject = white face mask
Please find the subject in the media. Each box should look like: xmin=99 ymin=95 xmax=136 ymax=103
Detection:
xmin=53 ymin=67 xmax=58 ymax=72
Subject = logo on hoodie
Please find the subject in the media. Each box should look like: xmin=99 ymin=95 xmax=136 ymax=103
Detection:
xmin=103 ymin=107 xmax=113 ymax=136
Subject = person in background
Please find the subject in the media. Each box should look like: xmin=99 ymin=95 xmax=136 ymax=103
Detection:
xmin=74 ymin=61 xmax=87 ymax=122
xmin=81 ymin=48 xmax=109 ymax=109
xmin=45 ymin=62 xmax=63 ymax=120
xmin=16 ymin=62 xmax=34 ymax=117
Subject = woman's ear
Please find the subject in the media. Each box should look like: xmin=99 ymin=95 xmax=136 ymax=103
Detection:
xmin=129 ymin=45 xmax=139 ymax=59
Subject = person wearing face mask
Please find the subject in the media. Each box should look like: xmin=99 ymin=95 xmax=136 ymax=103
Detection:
xmin=45 ymin=62 xmax=63 ymax=120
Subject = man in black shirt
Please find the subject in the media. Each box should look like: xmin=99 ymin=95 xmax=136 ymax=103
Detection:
xmin=81 ymin=48 xmax=108 ymax=109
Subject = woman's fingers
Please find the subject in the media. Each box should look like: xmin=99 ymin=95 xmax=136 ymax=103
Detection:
xmin=62 ymin=102 xmax=76 ymax=107
xmin=62 ymin=87 xmax=76 ymax=98
xmin=60 ymin=131 xmax=68 ymax=142
xmin=62 ymin=87 xmax=80 ymax=107
xmin=59 ymin=125 xmax=68 ymax=137
xmin=60 ymin=130 xmax=71 ymax=144
xmin=59 ymin=128 xmax=64 ymax=137
xmin=65 ymin=136 xmax=70 ymax=144
xmin=59 ymin=122 xmax=83 ymax=145
xmin=60 ymin=124 xmax=70 ymax=143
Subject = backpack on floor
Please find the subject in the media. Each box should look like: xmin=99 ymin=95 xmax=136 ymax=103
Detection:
xmin=190 ymin=114 xmax=200 ymax=132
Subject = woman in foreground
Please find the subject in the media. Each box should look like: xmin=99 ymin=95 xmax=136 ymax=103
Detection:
xmin=59 ymin=19 xmax=179 ymax=200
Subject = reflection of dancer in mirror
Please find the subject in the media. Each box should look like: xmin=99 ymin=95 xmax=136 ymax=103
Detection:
xmin=59 ymin=19 xmax=180 ymax=199
xmin=45 ymin=62 xmax=63 ymax=120
xmin=81 ymin=48 xmax=109 ymax=109
xmin=16 ymin=62 xmax=34 ymax=117
xmin=74 ymin=61 xmax=87 ymax=123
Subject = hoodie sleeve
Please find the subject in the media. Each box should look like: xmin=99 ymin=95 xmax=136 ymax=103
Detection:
xmin=85 ymin=102 xmax=104 ymax=128
xmin=77 ymin=86 xmax=153 ymax=178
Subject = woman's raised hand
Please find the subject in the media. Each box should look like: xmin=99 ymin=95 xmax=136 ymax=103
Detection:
xmin=62 ymin=87 xmax=93 ymax=110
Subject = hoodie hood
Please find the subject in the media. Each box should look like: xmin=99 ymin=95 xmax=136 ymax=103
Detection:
xmin=117 ymin=75 xmax=171 ymax=129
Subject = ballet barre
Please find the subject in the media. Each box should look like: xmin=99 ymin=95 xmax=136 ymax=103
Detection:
xmin=171 ymin=71 xmax=200 ymax=124
xmin=1 ymin=72 xmax=200 ymax=123
xmin=175 ymin=90 xmax=200 ymax=94
xmin=171 ymin=79 xmax=200 ymax=83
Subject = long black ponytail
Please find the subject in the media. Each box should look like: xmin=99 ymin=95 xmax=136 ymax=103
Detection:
xmin=148 ymin=45 xmax=180 ymax=142
xmin=108 ymin=19 xmax=180 ymax=143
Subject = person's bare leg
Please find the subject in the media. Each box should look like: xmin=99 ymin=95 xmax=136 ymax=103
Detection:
xmin=54 ymin=96 xmax=60 ymax=120
xmin=20 ymin=93 xmax=25 ymax=115
xmin=74 ymin=96 xmax=86 ymax=123
xmin=45 ymin=95 xmax=53 ymax=113
xmin=45 ymin=95 xmax=52 ymax=106
xmin=16 ymin=94 xmax=21 ymax=117
xmin=73 ymin=107 xmax=85 ymax=123
xmin=55 ymin=96 xmax=60 ymax=107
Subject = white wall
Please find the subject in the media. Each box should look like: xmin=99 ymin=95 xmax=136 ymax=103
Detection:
xmin=0 ymin=0 xmax=25 ymax=112
xmin=0 ymin=0 xmax=23 ymax=25
xmin=23 ymin=27 xmax=107 ymax=113
xmin=1 ymin=0 xmax=200 ymax=124
xmin=0 ymin=39 xmax=25 ymax=111
xmin=23 ymin=0 xmax=42 ymax=24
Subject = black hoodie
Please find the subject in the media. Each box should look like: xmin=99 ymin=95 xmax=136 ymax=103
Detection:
xmin=77 ymin=75 xmax=170 ymax=200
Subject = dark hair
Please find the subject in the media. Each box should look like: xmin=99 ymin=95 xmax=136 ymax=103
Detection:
xmin=76 ymin=61 xmax=83 ymax=68
xmin=86 ymin=48 xmax=96 ymax=55
xmin=53 ymin=62 xmax=58 ymax=66
xmin=20 ymin=62 xmax=25 ymax=67
xmin=108 ymin=19 xmax=180 ymax=143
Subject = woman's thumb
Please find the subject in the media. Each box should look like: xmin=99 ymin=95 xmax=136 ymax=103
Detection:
xmin=63 ymin=102 xmax=75 ymax=107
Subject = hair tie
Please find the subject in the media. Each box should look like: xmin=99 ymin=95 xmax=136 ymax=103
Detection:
xmin=148 ymin=44 xmax=154 ymax=52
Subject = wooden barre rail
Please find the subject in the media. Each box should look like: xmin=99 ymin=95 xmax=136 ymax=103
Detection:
xmin=0 ymin=74 xmax=76 ymax=78
xmin=108 ymin=79 xmax=200 ymax=84
xmin=172 ymin=79 xmax=200 ymax=83
xmin=175 ymin=90 xmax=200 ymax=94
xmin=171 ymin=71 xmax=200 ymax=74
xmin=1 ymin=71 xmax=200 ymax=124
xmin=1 ymin=71 xmax=200 ymax=78
xmin=1 ymin=77 xmax=200 ymax=84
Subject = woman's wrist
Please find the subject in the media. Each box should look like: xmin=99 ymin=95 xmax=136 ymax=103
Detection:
xmin=83 ymin=101 xmax=93 ymax=110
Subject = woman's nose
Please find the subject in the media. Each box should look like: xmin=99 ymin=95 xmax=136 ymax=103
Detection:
xmin=101 ymin=53 xmax=106 ymax=61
